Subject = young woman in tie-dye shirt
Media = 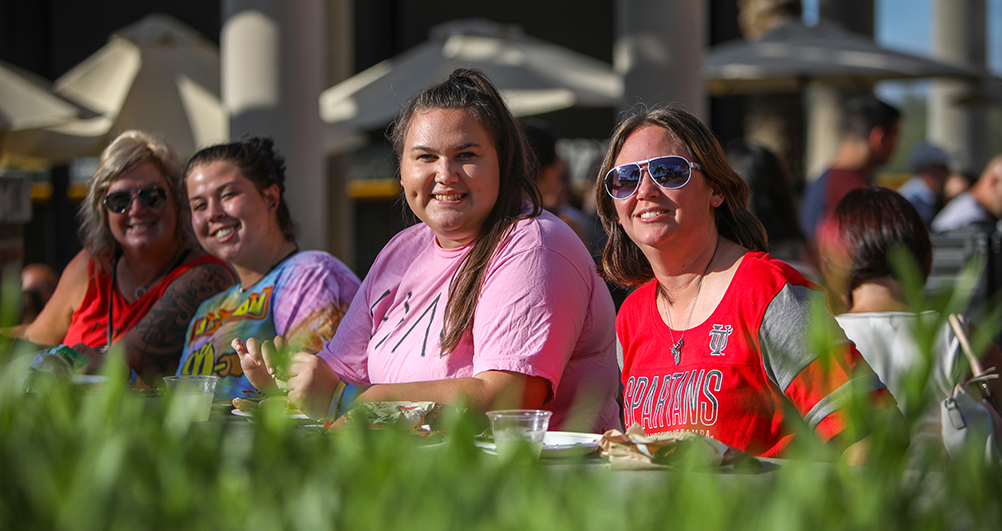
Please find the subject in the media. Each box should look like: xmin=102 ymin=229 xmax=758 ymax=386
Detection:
xmin=176 ymin=138 xmax=359 ymax=399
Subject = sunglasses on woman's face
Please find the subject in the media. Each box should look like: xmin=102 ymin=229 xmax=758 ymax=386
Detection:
xmin=604 ymin=155 xmax=703 ymax=200
xmin=103 ymin=185 xmax=168 ymax=214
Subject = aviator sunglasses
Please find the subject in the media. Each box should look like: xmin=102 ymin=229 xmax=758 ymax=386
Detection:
xmin=604 ymin=155 xmax=703 ymax=199
xmin=103 ymin=185 xmax=168 ymax=214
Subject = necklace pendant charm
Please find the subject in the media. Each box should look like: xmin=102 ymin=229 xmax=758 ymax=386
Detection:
xmin=671 ymin=339 xmax=684 ymax=365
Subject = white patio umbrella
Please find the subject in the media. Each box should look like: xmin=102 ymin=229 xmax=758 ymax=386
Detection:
xmin=3 ymin=13 xmax=227 ymax=167
xmin=0 ymin=60 xmax=100 ymax=168
xmin=0 ymin=60 xmax=94 ymax=132
xmin=320 ymin=19 xmax=624 ymax=130
xmin=705 ymin=19 xmax=986 ymax=96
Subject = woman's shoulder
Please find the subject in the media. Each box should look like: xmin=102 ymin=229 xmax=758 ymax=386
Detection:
xmin=51 ymin=250 xmax=96 ymax=304
xmin=618 ymin=280 xmax=656 ymax=314
xmin=507 ymin=210 xmax=592 ymax=259
xmin=164 ymin=249 xmax=235 ymax=293
xmin=285 ymin=249 xmax=350 ymax=268
xmin=836 ymin=310 xmax=942 ymax=331
xmin=280 ymin=250 xmax=360 ymax=282
xmin=179 ymin=247 xmax=227 ymax=269
xmin=384 ymin=223 xmax=434 ymax=250
xmin=176 ymin=249 xmax=235 ymax=278
xmin=369 ymin=224 xmax=437 ymax=268
xmin=65 ymin=249 xmax=97 ymax=281
xmin=737 ymin=250 xmax=814 ymax=287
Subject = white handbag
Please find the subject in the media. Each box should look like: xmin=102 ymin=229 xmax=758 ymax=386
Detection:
xmin=940 ymin=314 xmax=1002 ymax=464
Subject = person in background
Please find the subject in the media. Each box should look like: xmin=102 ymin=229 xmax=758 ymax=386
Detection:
xmin=20 ymin=263 xmax=58 ymax=325
xmin=799 ymin=95 xmax=900 ymax=242
xmin=234 ymin=69 xmax=621 ymax=433
xmin=930 ymin=155 xmax=1002 ymax=327
xmin=522 ymin=119 xmax=589 ymax=247
xmin=897 ymin=141 xmax=951 ymax=226
xmin=931 ymin=154 xmax=1002 ymax=234
xmin=943 ymin=168 xmax=975 ymax=205
xmin=18 ymin=130 xmax=234 ymax=383
xmin=176 ymin=138 xmax=360 ymax=399
xmin=821 ymin=186 xmax=1002 ymax=456
xmin=596 ymin=104 xmax=894 ymax=460
xmin=727 ymin=140 xmax=816 ymax=281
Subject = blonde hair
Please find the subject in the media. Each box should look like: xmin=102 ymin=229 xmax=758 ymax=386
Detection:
xmin=78 ymin=130 xmax=190 ymax=271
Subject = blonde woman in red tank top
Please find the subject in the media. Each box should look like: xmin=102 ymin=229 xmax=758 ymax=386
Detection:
xmin=18 ymin=130 xmax=234 ymax=384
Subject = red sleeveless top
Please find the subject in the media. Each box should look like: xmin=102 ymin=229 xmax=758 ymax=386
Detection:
xmin=63 ymin=255 xmax=229 ymax=348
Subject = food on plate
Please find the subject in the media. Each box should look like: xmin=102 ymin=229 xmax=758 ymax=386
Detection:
xmin=599 ymin=424 xmax=759 ymax=469
xmin=343 ymin=401 xmax=444 ymax=428
xmin=322 ymin=401 xmax=449 ymax=443
xmin=231 ymin=396 xmax=306 ymax=417
xmin=231 ymin=397 xmax=257 ymax=413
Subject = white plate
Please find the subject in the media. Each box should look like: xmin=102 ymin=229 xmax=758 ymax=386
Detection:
xmin=71 ymin=375 xmax=108 ymax=386
xmin=230 ymin=408 xmax=309 ymax=420
xmin=476 ymin=431 xmax=602 ymax=458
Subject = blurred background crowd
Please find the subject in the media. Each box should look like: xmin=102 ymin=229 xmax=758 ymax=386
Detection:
xmin=2 ymin=0 xmax=1002 ymax=314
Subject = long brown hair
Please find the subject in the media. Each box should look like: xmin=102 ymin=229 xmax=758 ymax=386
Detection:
xmin=595 ymin=105 xmax=767 ymax=287
xmin=390 ymin=68 xmax=542 ymax=353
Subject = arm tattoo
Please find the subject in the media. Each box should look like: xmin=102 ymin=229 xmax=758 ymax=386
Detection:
xmin=125 ymin=263 xmax=235 ymax=380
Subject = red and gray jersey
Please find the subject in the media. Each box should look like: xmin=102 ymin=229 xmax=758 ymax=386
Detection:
xmin=618 ymin=251 xmax=892 ymax=457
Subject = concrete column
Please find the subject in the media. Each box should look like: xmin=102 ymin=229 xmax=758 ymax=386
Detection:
xmin=325 ymin=0 xmax=355 ymax=268
xmin=930 ymin=0 xmax=989 ymax=172
xmin=614 ymin=0 xmax=707 ymax=119
xmin=222 ymin=0 xmax=328 ymax=252
xmin=804 ymin=0 xmax=874 ymax=180
xmin=804 ymin=82 xmax=844 ymax=178
xmin=736 ymin=0 xmax=806 ymax=182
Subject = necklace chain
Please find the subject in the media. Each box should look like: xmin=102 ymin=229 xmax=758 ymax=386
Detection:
xmin=124 ymin=246 xmax=184 ymax=301
xmin=659 ymin=241 xmax=718 ymax=365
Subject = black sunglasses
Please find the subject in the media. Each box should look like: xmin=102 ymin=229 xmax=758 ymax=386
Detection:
xmin=604 ymin=155 xmax=703 ymax=200
xmin=103 ymin=185 xmax=168 ymax=214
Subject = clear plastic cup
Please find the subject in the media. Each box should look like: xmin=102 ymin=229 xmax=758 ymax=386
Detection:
xmin=486 ymin=409 xmax=552 ymax=460
xmin=162 ymin=375 xmax=218 ymax=427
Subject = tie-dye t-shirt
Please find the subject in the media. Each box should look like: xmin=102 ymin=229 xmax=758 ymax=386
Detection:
xmin=178 ymin=251 xmax=360 ymax=399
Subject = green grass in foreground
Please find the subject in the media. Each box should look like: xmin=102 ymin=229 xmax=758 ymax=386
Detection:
xmin=0 ymin=258 xmax=1000 ymax=530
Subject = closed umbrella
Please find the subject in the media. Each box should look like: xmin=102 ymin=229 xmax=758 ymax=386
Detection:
xmin=0 ymin=60 xmax=94 ymax=132
xmin=320 ymin=19 xmax=623 ymax=130
xmin=57 ymin=13 xmax=227 ymax=158
xmin=705 ymin=19 xmax=986 ymax=96
xmin=4 ymin=13 xmax=226 ymax=167
xmin=0 ymin=60 xmax=99 ymax=168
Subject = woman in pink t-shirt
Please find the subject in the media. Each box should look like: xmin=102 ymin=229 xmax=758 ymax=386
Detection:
xmin=233 ymin=69 xmax=621 ymax=432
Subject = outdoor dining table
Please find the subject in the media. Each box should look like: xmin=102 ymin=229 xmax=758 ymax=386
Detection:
xmin=202 ymin=399 xmax=794 ymax=487
xmin=9 ymin=375 xmax=966 ymax=531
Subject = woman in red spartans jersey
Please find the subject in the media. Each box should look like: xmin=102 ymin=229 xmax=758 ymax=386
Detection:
xmin=594 ymin=105 xmax=895 ymax=460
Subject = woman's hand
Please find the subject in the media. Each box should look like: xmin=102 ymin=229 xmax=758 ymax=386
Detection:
xmin=286 ymin=352 xmax=342 ymax=420
xmin=70 ymin=343 xmax=105 ymax=374
xmin=232 ymin=337 xmax=284 ymax=395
